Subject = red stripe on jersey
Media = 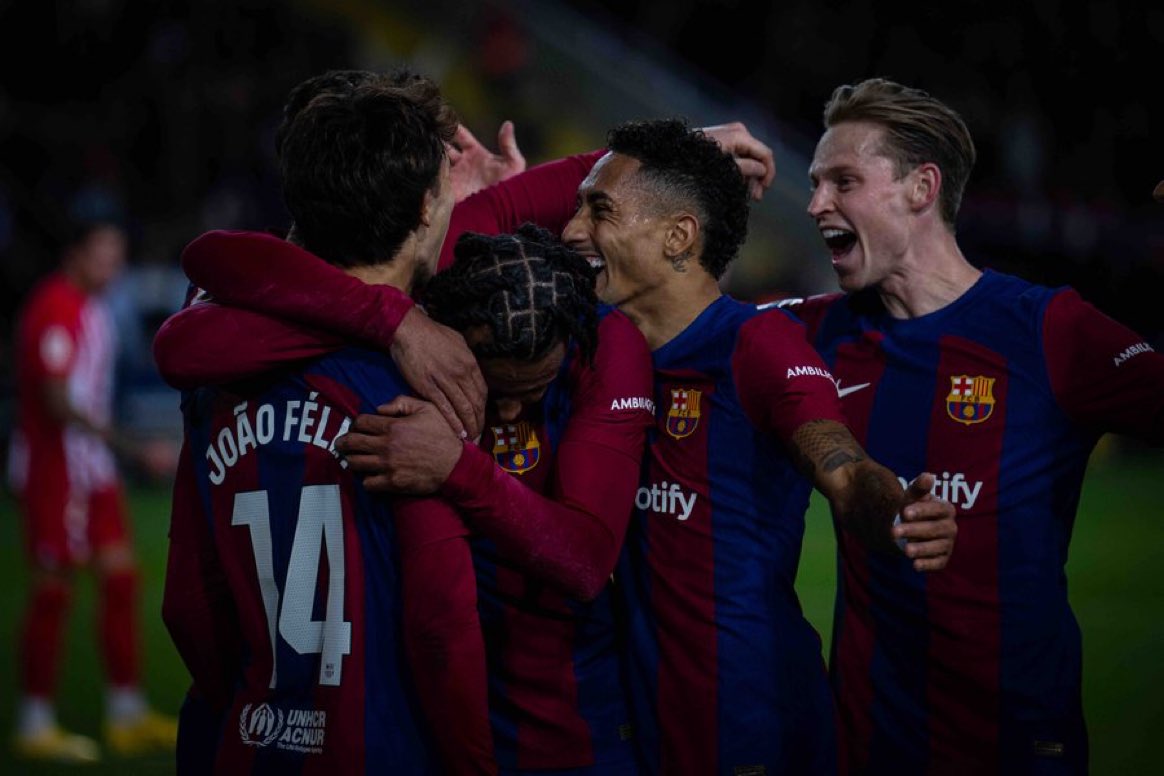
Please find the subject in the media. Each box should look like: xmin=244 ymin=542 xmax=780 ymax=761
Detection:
xmin=505 ymin=581 xmax=591 ymax=770
xmin=923 ymin=336 xmax=1006 ymax=774
xmin=206 ymin=397 xmax=262 ymax=774
xmin=829 ymin=334 xmax=886 ymax=776
xmin=649 ymin=379 xmax=717 ymax=776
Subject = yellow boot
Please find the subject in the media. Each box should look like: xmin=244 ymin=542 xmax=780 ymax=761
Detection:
xmin=13 ymin=725 xmax=101 ymax=764
xmin=105 ymin=709 xmax=179 ymax=757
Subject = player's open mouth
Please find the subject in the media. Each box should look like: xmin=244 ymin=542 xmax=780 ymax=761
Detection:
xmin=821 ymin=227 xmax=857 ymax=258
xmin=585 ymin=256 xmax=606 ymax=272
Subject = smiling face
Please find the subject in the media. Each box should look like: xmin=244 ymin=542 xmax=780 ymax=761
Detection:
xmin=807 ymin=121 xmax=921 ymax=293
xmin=562 ymin=152 xmax=672 ymax=310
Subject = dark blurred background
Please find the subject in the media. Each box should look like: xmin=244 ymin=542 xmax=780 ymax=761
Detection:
xmin=1 ymin=0 xmax=1162 ymax=447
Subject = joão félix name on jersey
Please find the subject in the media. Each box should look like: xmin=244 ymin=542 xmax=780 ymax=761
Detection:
xmin=206 ymin=393 xmax=352 ymax=485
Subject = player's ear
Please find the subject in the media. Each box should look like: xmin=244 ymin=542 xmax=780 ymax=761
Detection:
xmin=419 ymin=186 xmax=437 ymax=228
xmin=663 ymin=212 xmax=699 ymax=261
xmin=909 ymin=163 xmax=941 ymax=214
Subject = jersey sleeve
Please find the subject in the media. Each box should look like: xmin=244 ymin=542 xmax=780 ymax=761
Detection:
xmin=439 ymin=150 xmax=605 ymax=270
xmin=733 ymin=309 xmax=847 ymax=442
xmin=1043 ymin=288 xmax=1164 ymax=443
xmin=439 ymin=311 xmax=653 ymax=601
xmin=395 ymin=496 xmax=496 ymax=775
xmin=152 ymin=300 xmax=345 ymax=390
xmin=22 ymin=288 xmax=82 ymax=383
xmin=181 ymin=230 xmax=414 ymax=349
xmin=161 ymin=439 xmax=244 ymax=712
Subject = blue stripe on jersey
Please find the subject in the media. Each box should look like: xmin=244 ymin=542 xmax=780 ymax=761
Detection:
xmin=860 ymin=324 xmax=939 ymax=776
xmin=638 ymin=296 xmax=834 ymax=771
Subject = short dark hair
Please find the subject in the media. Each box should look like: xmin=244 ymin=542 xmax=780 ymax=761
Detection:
xmin=605 ymin=118 xmax=749 ymax=280
xmin=421 ymin=222 xmax=600 ymax=364
xmin=823 ymin=78 xmax=976 ymax=228
xmin=274 ymin=69 xmax=380 ymax=161
xmin=278 ymin=71 xmax=458 ymax=268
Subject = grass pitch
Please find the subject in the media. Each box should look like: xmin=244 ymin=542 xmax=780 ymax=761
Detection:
xmin=0 ymin=445 xmax=1160 ymax=774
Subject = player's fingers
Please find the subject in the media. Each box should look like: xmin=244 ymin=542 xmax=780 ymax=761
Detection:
xmin=436 ymin=356 xmax=486 ymax=438
xmin=902 ymin=536 xmax=955 ymax=559
xmin=900 ymin=497 xmax=953 ymax=523
xmin=895 ymin=518 xmax=956 ymax=544
xmin=347 ymin=412 xmax=397 ymax=437
xmin=333 ymin=432 xmax=381 ymax=458
xmin=423 ymin=384 xmax=467 ymax=440
xmin=334 ymin=423 xmax=402 ymax=457
xmin=905 ymin=472 xmax=936 ymax=502
xmin=453 ymin=123 xmax=481 ymax=152
xmin=339 ymin=452 xmax=391 ymax=476
xmin=359 ymin=472 xmax=397 ymax=493
xmin=497 ymin=120 xmax=525 ymax=168
xmin=735 ymin=158 xmax=767 ymax=181
xmin=912 ymin=554 xmax=951 ymax=573
xmin=376 ymin=395 xmax=428 ymax=417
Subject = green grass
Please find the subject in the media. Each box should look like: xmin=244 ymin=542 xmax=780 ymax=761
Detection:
xmin=0 ymin=486 xmax=187 ymax=775
xmin=0 ymin=446 xmax=1160 ymax=774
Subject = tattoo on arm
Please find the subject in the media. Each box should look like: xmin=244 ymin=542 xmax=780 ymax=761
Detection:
xmin=821 ymin=449 xmax=863 ymax=472
xmin=790 ymin=419 xmax=901 ymax=556
xmin=790 ymin=419 xmax=866 ymax=477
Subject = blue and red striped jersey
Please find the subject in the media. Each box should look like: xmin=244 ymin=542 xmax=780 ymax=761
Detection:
xmin=163 ymin=346 xmax=438 ymax=774
xmin=788 ymin=269 xmax=1164 ymax=775
xmin=446 ymin=308 xmax=651 ymax=774
xmin=617 ymin=295 xmax=850 ymax=776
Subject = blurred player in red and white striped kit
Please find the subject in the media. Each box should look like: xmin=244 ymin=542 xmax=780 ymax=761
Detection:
xmin=7 ymin=220 xmax=177 ymax=763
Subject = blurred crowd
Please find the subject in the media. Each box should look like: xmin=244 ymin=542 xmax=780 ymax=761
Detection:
xmin=2 ymin=0 xmax=1161 ymax=461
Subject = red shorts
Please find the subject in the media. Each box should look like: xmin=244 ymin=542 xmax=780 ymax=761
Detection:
xmin=19 ymin=478 xmax=132 ymax=569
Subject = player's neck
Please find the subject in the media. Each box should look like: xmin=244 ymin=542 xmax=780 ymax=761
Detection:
xmin=623 ymin=275 xmax=722 ymax=351
xmin=876 ymin=231 xmax=980 ymax=319
xmin=346 ymin=261 xmax=414 ymax=294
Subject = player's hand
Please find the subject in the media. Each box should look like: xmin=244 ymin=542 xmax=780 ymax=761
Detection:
xmin=448 ymin=120 xmax=527 ymax=203
xmin=701 ymin=122 xmax=775 ymax=201
xmin=390 ymin=307 xmax=486 ymax=441
xmin=893 ymin=472 xmax=958 ymax=573
xmin=335 ymin=396 xmax=464 ymax=494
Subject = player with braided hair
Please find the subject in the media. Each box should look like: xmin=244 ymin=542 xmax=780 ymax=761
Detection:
xmin=157 ymin=222 xmax=654 ymax=774
xmin=424 ymin=222 xmax=599 ymax=365
xmin=375 ymin=223 xmax=652 ymax=774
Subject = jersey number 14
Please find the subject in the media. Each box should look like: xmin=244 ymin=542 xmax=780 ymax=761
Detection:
xmin=232 ymin=484 xmax=352 ymax=689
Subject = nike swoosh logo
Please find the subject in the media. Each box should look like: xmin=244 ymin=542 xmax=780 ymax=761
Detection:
xmin=836 ymin=382 xmax=872 ymax=399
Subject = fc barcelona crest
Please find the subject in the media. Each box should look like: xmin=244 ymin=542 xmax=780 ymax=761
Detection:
xmin=665 ymin=388 xmax=702 ymax=439
xmin=946 ymin=375 xmax=996 ymax=426
xmin=491 ymin=422 xmax=541 ymax=474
